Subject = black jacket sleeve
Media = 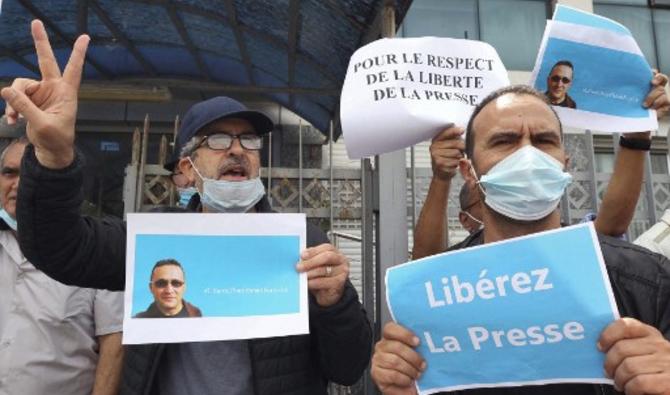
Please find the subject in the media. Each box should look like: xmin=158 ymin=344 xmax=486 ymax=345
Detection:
xmin=17 ymin=145 xmax=127 ymax=290
xmin=306 ymin=223 xmax=373 ymax=385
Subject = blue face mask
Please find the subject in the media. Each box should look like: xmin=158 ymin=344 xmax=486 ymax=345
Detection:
xmin=177 ymin=187 xmax=197 ymax=207
xmin=0 ymin=208 xmax=17 ymax=231
xmin=477 ymin=145 xmax=572 ymax=221
xmin=188 ymin=158 xmax=265 ymax=213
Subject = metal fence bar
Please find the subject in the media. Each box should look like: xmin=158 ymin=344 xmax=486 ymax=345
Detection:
xmin=644 ymin=150 xmax=658 ymax=224
xmin=585 ymin=130 xmax=599 ymax=212
xmin=410 ymin=145 xmax=417 ymax=233
xmin=330 ymin=121 xmax=335 ymax=233
xmin=299 ymin=119 xmax=303 ymax=213
xmin=360 ymin=157 xmax=377 ymax=395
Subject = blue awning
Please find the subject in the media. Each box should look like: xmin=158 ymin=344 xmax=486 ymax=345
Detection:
xmin=0 ymin=0 xmax=413 ymax=138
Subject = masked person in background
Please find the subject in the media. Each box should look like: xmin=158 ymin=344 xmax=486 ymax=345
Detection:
xmin=0 ymin=133 xmax=124 ymax=395
xmin=4 ymin=20 xmax=371 ymax=395
xmin=372 ymin=85 xmax=670 ymax=395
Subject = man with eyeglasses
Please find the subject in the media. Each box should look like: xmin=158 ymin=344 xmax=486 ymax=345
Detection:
xmin=135 ymin=259 xmax=202 ymax=318
xmin=545 ymin=60 xmax=577 ymax=108
xmin=3 ymin=20 xmax=371 ymax=395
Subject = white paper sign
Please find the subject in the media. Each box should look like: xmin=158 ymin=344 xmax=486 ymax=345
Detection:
xmin=123 ymin=213 xmax=308 ymax=345
xmin=340 ymin=37 xmax=510 ymax=159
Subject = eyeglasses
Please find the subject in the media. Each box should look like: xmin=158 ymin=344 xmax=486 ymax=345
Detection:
xmin=152 ymin=279 xmax=184 ymax=288
xmin=550 ymin=75 xmax=571 ymax=84
xmin=198 ymin=133 xmax=263 ymax=151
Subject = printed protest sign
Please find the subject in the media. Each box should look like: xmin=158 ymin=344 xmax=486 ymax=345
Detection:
xmin=340 ymin=37 xmax=509 ymax=159
xmin=386 ymin=223 xmax=619 ymax=394
xmin=530 ymin=5 xmax=657 ymax=132
xmin=123 ymin=213 xmax=308 ymax=344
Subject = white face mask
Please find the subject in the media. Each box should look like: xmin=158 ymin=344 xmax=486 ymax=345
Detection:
xmin=188 ymin=158 xmax=265 ymax=213
xmin=0 ymin=208 xmax=17 ymax=231
xmin=473 ymin=145 xmax=572 ymax=221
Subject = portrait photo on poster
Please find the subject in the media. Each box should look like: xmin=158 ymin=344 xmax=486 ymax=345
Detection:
xmin=529 ymin=6 xmax=657 ymax=132
xmin=123 ymin=213 xmax=308 ymax=345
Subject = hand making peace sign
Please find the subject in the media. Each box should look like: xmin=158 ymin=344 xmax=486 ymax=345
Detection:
xmin=1 ymin=20 xmax=90 ymax=169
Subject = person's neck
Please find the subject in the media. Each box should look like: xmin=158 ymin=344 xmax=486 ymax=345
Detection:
xmin=159 ymin=302 xmax=184 ymax=317
xmin=482 ymin=208 xmax=561 ymax=244
xmin=550 ymin=96 xmax=565 ymax=105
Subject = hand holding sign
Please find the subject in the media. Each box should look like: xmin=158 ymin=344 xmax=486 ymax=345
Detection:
xmin=371 ymin=322 xmax=424 ymax=395
xmin=643 ymin=71 xmax=669 ymax=119
xmin=296 ymin=243 xmax=350 ymax=307
xmin=430 ymin=126 xmax=465 ymax=182
xmin=599 ymin=318 xmax=670 ymax=394
xmin=0 ymin=20 xmax=89 ymax=169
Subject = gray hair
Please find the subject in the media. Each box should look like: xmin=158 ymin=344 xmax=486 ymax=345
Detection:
xmin=0 ymin=137 xmax=29 ymax=167
xmin=180 ymin=136 xmax=201 ymax=159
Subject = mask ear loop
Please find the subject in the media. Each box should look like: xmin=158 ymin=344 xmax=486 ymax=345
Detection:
xmin=187 ymin=157 xmax=207 ymax=195
xmin=461 ymin=209 xmax=484 ymax=226
xmin=463 ymin=153 xmax=487 ymax=196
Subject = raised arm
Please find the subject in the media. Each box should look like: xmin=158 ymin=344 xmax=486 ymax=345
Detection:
xmin=412 ymin=126 xmax=465 ymax=259
xmin=595 ymin=72 xmax=669 ymax=237
xmin=3 ymin=20 xmax=127 ymax=290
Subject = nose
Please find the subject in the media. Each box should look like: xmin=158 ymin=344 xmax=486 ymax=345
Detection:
xmin=227 ymin=136 xmax=245 ymax=156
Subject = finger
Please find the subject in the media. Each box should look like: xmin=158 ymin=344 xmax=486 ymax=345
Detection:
xmin=298 ymin=250 xmax=346 ymax=272
xmin=613 ymin=354 xmax=663 ymax=392
xmin=598 ymin=318 xmax=659 ymax=353
xmin=307 ymin=272 xmax=346 ymax=290
xmin=651 ymin=72 xmax=668 ymax=87
xmin=1 ymin=87 xmax=43 ymax=125
xmin=644 ymin=87 xmax=665 ymax=108
xmin=377 ymin=337 xmax=426 ymax=373
xmin=31 ymin=20 xmax=62 ymax=80
xmin=431 ymin=137 xmax=466 ymax=151
xmin=305 ymin=264 xmax=347 ymax=280
xmin=63 ymin=33 xmax=90 ymax=87
xmin=432 ymin=126 xmax=464 ymax=143
xmin=300 ymin=243 xmax=335 ymax=260
xmin=623 ymin=373 xmax=669 ymax=395
xmin=432 ymin=148 xmax=465 ymax=160
xmin=604 ymin=338 xmax=659 ymax=378
xmin=383 ymin=322 xmax=420 ymax=347
xmin=25 ymin=80 xmax=41 ymax=96
xmin=650 ymin=91 xmax=669 ymax=112
xmin=371 ymin=364 xmax=415 ymax=391
xmin=375 ymin=352 xmax=422 ymax=380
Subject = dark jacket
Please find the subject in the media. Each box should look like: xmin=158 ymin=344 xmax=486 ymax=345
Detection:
xmin=438 ymin=230 xmax=670 ymax=395
xmin=17 ymin=145 xmax=372 ymax=395
xmin=134 ymin=300 xmax=203 ymax=318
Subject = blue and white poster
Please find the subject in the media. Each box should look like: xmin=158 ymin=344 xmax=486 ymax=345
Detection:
xmin=123 ymin=213 xmax=308 ymax=344
xmin=386 ymin=223 xmax=619 ymax=394
xmin=529 ymin=5 xmax=657 ymax=133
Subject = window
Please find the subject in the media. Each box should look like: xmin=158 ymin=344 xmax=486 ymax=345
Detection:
xmin=594 ymin=4 xmax=657 ymax=67
xmin=650 ymin=153 xmax=669 ymax=174
xmin=401 ymin=0 xmax=478 ymax=39
xmin=401 ymin=0 xmax=549 ymax=70
xmin=479 ymin=0 xmax=547 ymax=70
xmin=594 ymin=1 xmax=670 ymax=75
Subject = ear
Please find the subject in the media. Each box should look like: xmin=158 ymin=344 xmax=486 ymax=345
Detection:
xmin=564 ymin=154 xmax=570 ymax=170
xmin=458 ymin=211 xmax=469 ymax=229
xmin=459 ymin=157 xmax=476 ymax=184
xmin=178 ymin=157 xmax=197 ymax=185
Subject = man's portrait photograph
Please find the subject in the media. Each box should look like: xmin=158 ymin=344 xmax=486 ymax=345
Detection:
xmin=134 ymin=259 xmax=203 ymax=318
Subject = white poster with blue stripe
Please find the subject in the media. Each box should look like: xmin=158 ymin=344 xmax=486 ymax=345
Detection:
xmin=123 ymin=213 xmax=308 ymax=344
xmin=529 ymin=5 xmax=658 ymax=132
xmin=385 ymin=223 xmax=619 ymax=394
